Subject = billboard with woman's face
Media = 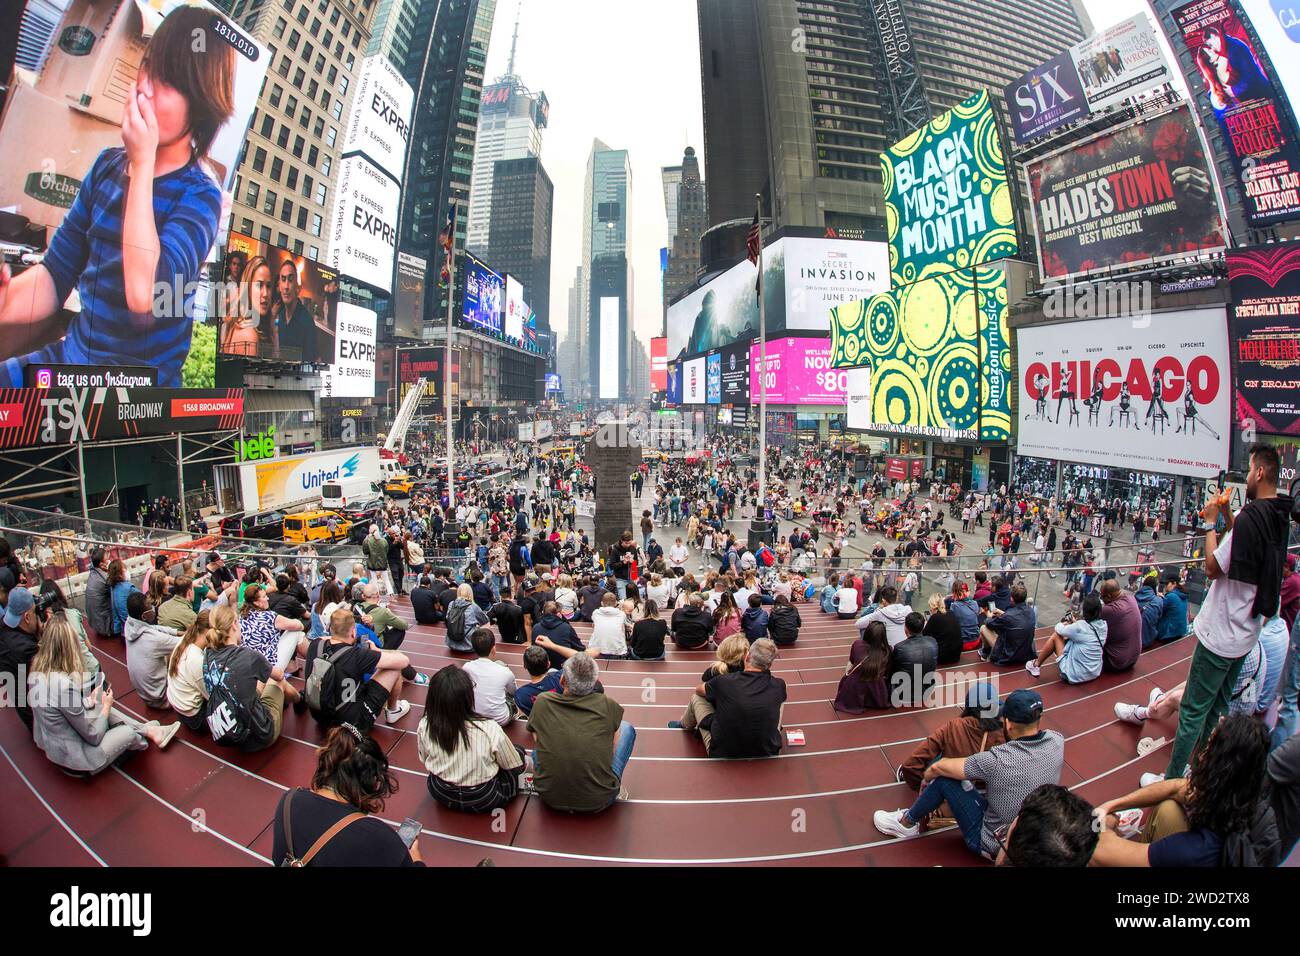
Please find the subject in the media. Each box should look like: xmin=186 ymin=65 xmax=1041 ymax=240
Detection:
xmin=218 ymin=232 xmax=340 ymax=365
xmin=0 ymin=2 xmax=267 ymax=389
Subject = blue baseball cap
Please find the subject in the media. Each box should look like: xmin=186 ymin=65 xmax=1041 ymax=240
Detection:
xmin=964 ymin=682 xmax=999 ymax=715
xmin=3 ymin=587 xmax=35 ymax=628
xmin=1000 ymin=688 xmax=1044 ymax=724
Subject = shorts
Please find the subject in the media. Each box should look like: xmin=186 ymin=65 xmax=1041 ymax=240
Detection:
xmin=334 ymin=679 xmax=393 ymax=732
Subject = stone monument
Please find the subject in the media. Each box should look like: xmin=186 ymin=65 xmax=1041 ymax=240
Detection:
xmin=588 ymin=418 xmax=641 ymax=558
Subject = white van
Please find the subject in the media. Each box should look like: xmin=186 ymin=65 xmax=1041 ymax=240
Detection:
xmin=321 ymin=476 xmax=379 ymax=509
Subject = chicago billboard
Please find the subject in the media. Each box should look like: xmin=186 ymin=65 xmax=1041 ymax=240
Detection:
xmin=1016 ymin=308 xmax=1231 ymax=478
xmin=882 ymin=89 xmax=1018 ymax=287
xmin=1228 ymin=243 xmax=1300 ymax=435
xmin=829 ymin=266 xmax=1011 ymax=441
xmin=1171 ymin=0 xmax=1300 ymax=225
xmin=1026 ymin=105 xmax=1226 ymax=280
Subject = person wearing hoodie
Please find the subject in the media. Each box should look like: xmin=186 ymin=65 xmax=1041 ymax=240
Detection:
xmin=588 ymin=593 xmax=630 ymax=658
xmin=977 ymin=575 xmax=1012 ymax=622
xmin=766 ymin=594 xmax=801 ymax=646
xmin=671 ymin=593 xmax=716 ymax=649
xmin=947 ymin=581 xmax=982 ymax=651
xmin=858 ymin=585 xmax=910 ymax=648
xmin=741 ymin=593 xmax=769 ymax=640
xmin=124 ymin=591 xmax=182 ymax=709
xmin=1156 ymin=570 xmax=1189 ymax=643
xmin=971 ymin=571 xmax=993 ymax=609
xmin=446 ymin=584 xmax=489 ymax=653
xmin=1134 ymin=572 xmax=1165 ymax=650
xmin=531 ymin=601 xmax=587 ymax=670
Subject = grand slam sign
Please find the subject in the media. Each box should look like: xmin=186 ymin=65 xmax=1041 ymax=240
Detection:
xmin=883 ymin=90 xmax=1018 ymax=286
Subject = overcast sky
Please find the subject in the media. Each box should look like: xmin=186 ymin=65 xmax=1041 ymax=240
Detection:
xmin=480 ymin=0 xmax=1159 ymax=354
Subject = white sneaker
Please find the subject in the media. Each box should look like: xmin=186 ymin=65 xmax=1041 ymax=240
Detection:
xmin=1148 ymin=686 xmax=1163 ymax=710
xmin=1140 ymin=772 xmax=1165 ymax=788
xmin=1024 ymin=659 xmax=1041 ymax=678
xmin=385 ymin=700 xmax=411 ymax=724
xmin=1114 ymin=701 xmax=1146 ymax=725
xmin=873 ymin=808 xmax=919 ymax=839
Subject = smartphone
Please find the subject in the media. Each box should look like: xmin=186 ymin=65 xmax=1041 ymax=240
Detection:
xmin=396 ymin=817 xmax=421 ymax=848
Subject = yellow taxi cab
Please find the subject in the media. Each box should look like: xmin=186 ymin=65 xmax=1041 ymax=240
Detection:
xmin=384 ymin=474 xmax=415 ymax=496
xmin=283 ymin=510 xmax=351 ymax=544
xmin=642 ymin=450 xmax=668 ymax=464
xmin=542 ymin=445 xmax=576 ymax=461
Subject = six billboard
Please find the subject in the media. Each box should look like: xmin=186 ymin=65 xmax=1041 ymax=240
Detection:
xmin=1006 ymin=14 xmax=1172 ymax=145
xmin=1026 ymin=105 xmax=1227 ymax=280
xmin=1171 ymin=0 xmax=1300 ymax=225
xmin=883 ymin=89 xmax=1018 ymax=287
xmin=1015 ymin=309 xmax=1231 ymax=479
xmin=1227 ymin=244 xmax=1300 ymax=435
xmin=220 ymin=232 xmax=340 ymax=364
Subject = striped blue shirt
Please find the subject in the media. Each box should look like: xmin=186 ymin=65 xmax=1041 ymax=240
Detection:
xmin=3 ymin=147 xmax=222 ymax=387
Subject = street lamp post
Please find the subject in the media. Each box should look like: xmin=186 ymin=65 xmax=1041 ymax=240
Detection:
xmin=748 ymin=193 xmax=770 ymax=552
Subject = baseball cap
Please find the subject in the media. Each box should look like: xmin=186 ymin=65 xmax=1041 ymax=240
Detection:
xmin=964 ymin=682 xmax=999 ymax=716
xmin=524 ymin=576 xmax=540 ymax=590
xmin=540 ymin=572 xmax=553 ymax=582
xmin=999 ymin=688 xmax=1044 ymax=725
xmin=3 ymin=587 xmax=35 ymax=628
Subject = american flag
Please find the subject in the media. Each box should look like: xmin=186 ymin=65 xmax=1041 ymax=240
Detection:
xmin=746 ymin=210 xmax=762 ymax=265
xmin=438 ymin=201 xmax=456 ymax=283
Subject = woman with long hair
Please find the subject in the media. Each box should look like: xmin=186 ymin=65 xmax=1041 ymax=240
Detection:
xmin=833 ymin=620 xmax=892 ymax=714
xmin=108 ymin=558 xmax=138 ymax=639
xmin=167 ymin=610 xmax=214 ymax=731
xmin=702 ymin=634 xmax=750 ymax=683
xmin=272 ymin=725 xmax=423 ymax=866
xmin=238 ymin=583 xmax=304 ymax=672
xmin=897 ymin=683 xmax=1005 ymax=790
xmin=1093 ymin=714 xmax=1278 ymax=866
xmin=311 ymin=579 xmax=345 ymax=638
xmin=712 ymin=591 xmax=742 ymax=642
xmin=202 ymin=602 xmax=299 ymax=750
xmin=417 ymin=666 xmax=524 ymax=814
xmin=222 ymin=254 xmax=273 ymax=356
xmin=30 ymin=611 xmax=179 ymax=775
xmin=37 ymin=579 xmax=102 ymax=688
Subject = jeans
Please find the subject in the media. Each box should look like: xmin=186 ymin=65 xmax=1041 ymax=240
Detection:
xmin=1271 ymin=619 xmax=1300 ymax=751
xmin=492 ymin=573 xmax=511 ymax=600
xmin=1166 ymin=641 xmax=1246 ymax=778
xmin=907 ymin=776 xmax=988 ymax=855
xmin=616 ymin=578 xmax=630 ymax=600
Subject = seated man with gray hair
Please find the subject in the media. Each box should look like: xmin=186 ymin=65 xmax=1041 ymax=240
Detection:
xmin=671 ymin=637 xmax=787 ymax=758
xmin=526 ymin=653 xmax=636 ymax=810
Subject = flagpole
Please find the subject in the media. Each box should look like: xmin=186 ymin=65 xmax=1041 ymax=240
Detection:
xmin=444 ymin=205 xmax=457 ymax=547
xmin=750 ymin=192 xmax=768 ymax=551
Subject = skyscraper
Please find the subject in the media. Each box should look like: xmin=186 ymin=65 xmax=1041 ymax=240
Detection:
xmin=664 ymin=146 xmax=706 ymax=316
xmin=696 ymin=0 xmax=1092 ymax=243
xmin=582 ymin=141 xmax=633 ymax=402
xmin=661 ymin=164 xmax=684 ymax=243
xmin=366 ymin=0 xmax=420 ymax=71
xmin=560 ymin=266 xmax=584 ymax=400
xmin=486 ymin=155 xmax=554 ymax=332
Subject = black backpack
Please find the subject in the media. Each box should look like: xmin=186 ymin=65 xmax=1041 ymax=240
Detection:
xmin=203 ymin=648 xmax=250 ymax=747
xmin=446 ymin=600 xmax=468 ymax=649
xmin=304 ymin=641 xmax=355 ymax=720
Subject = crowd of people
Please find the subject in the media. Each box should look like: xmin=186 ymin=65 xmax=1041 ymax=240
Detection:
xmin=1 ymin=437 xmax=1299 ymax=868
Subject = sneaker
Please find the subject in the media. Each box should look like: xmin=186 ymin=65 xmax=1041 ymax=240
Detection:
xmin=616 ymin=785 xmax=630 ymax=802
xmin=873 ymin=808 xmax=920 ymax=839
xmin=411 ymin=672 xmax=430 ymax=686
xmin=977 ymin=646 xmax=990 ymax=662
xmin=386 ymin=700 xmax=411 ymax=724
xmin=1024 ymin=659 xmax=1041 ymax=678
xmin=1148 ymin=686 xmax=1164 ymax=710
xmin=1114 ymin=702 xmax=1146 ymax=725
xmin=154 ymin=722 xmax=181 ymax=750
xmin=1140 ymin=772 xmax=1165 ymax=788
xmin=519 ymin=772 xmax=537 ymax=794
xmin=667 ymin=720 xmax=684 ymax=729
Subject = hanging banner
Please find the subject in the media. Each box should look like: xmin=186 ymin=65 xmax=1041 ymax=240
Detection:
xmin=0 ymin=387 xmax=244 ymax=450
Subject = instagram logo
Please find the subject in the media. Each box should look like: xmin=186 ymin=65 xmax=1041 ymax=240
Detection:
xmin=35 ymin=369 xmax=51 ymax=388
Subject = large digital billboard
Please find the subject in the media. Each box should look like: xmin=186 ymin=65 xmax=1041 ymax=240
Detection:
xmin=750 ymin=337 xmax=849 ymax=406
xmin=320 ymin=302 xmax=377 ymax=399
xmin=1171 ymin=0 xmax=1300 ymax=226
xmin=505 ymin=275 xmax=526 ymax=342
xmin=667 ymin=360 xmax=683 ymax=405
xmin=830 ymin=266 xmax=1011 ymax=441
xmin=720 ymin=340 xmax=749 ymax=405
xmin=650 ymin=336 xmax=668 ymax=392
xmin=682 ymin=356 xmax=706 ymax=405
xmin=599 ymin=296 xmax=620 ymax=400
xmin=0 ymin=2 xmax=268 ymax=389
xmin=1016 ymin=309 xmax=1231 ymax=479
xmin=219 ymin=232 xmax=340 ymax=364
xmin=462 ymin=254 xmax=503 ymax=336
xmin=665 ymin=237 xmax=889 ymax=361
xmin=328 ymin=153 xmax=401 ymax=293
xmin=1026 ymin=105 xmax=1226 ymax=280
xmin=1006 ymin=13 xmax=1172 ymax=144
xmin=1228 ymin=244 xmax=1300 ymax=435
xmin=1242 ymin=1 xmax=1300 ymax=132
xmin=883 ymin=89 xmax=1018 ymax=287
xmin=394 ymin=252 xmax=426 ymax=339
xmin=396 ymin=346 xmax=456 ymax=405
xmin=0 ymin=387 xmax=244 ymax=450
xmin=341 ymin=54 xmax=414 ymax=182
xmin=706 ymin=352 xmax=722 ymax=404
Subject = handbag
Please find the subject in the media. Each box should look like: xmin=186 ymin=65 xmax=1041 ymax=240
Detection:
xmin=279 ymin=788 xmax=366 ymax=867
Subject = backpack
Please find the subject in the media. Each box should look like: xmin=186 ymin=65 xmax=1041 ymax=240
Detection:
xmin=446 ymin=600 xmax=468 ymax=648
xmin=203 ymin=648 xmax=250 ymax=748
xmin=756 ymin=545 xmax=774 ymax=567
xmin=304 ymin=642 xmax=356 ymax=719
